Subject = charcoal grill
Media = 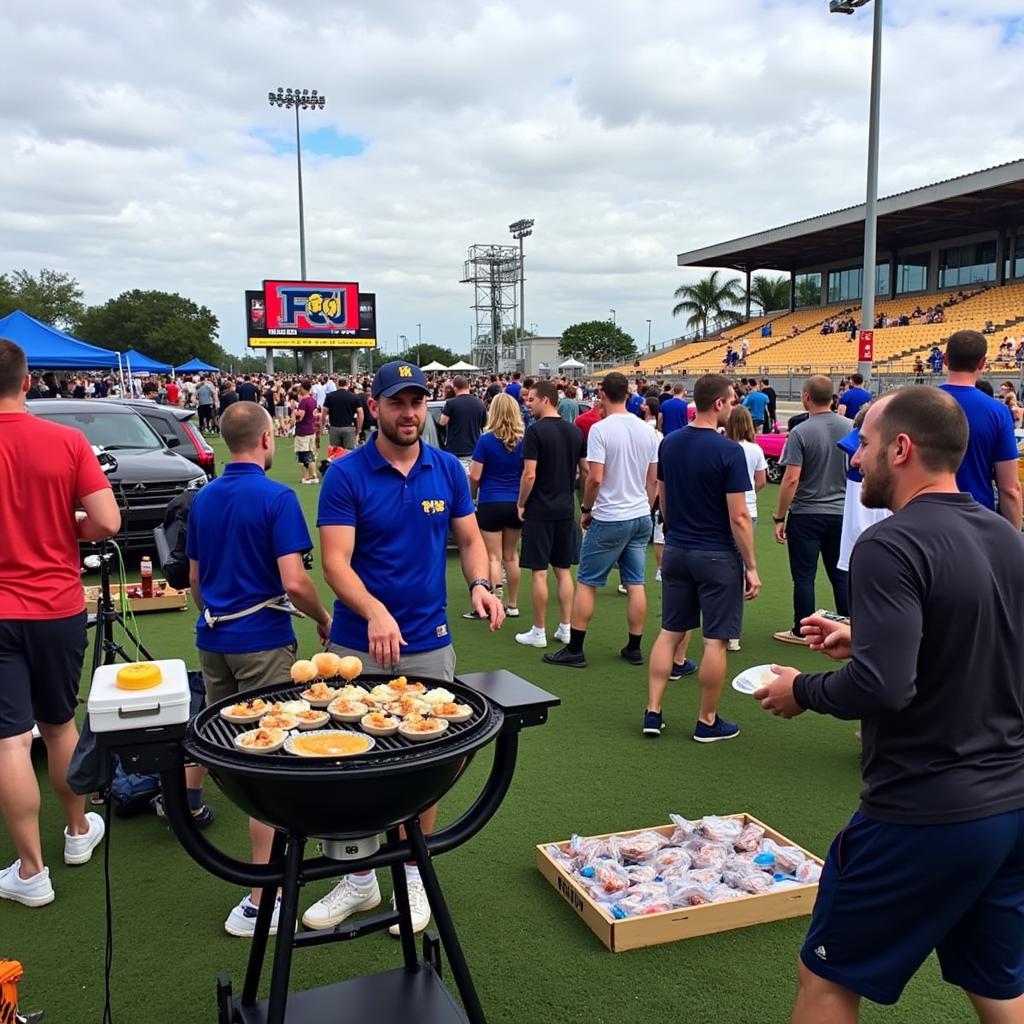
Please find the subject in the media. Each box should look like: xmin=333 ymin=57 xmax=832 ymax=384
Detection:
xmin=98 ymin=669 xmax=557 ymax=1024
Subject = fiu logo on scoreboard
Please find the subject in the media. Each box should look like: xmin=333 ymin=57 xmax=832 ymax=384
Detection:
xmin=273 ymin=285 xmax=349 ymax=328
xmin=421 ymin=499 xmax=446 ymax=515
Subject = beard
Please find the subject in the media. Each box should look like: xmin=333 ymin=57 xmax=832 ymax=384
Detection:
xmin=860 ymin=455 xmax=894 ymax=510
xmin=379 ymin=417 xmax=424 ymax=447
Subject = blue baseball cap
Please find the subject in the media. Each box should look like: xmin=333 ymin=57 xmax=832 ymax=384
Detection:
xmin=371 ymin=360 xmax=431 ymax=399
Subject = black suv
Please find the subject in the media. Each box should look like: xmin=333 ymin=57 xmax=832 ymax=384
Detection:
xmin=105 ymin=399 xmax=216 ymax=477
xmin=28 ymin=399 xmax=207 ymax=550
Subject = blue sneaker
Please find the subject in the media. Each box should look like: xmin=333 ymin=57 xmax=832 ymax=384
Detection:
xmin=643 ymin=710 xmax=665 ymax=737
xmin=669 ymin=660 xmax=697 ymax=680
xmin=692 ymin=716 xmax=740 ymax=743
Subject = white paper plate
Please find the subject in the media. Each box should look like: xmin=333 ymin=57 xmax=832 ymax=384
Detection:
xmin=431 ymin=705 xmax=473 ymax=723
xmin=234 ymin=728 xmax=287 ymax=754
xmin=360 ymin=714 xmax=400 ymax=737
xmin=398 ymin=719 xmax=450 ymax=742
xmin=220 ymin=703 xmax=270 ymax=723
xmin=294 ymin=711 xmax=331 ymax=731
xmin=731 ymin=664 xmax=778 ymax=695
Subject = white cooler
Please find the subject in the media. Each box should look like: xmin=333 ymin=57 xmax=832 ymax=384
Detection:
xmin=88 ymin=659 xmax=191 ymax=734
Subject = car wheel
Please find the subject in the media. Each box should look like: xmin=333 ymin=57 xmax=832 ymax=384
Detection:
xmin=766 ymin=458 xmax=783 ymax=485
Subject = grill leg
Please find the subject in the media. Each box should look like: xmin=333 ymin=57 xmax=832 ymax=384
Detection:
xmin=405 ymin=817 xmax=487 ymax=1024
xmin=265 ymin=834 xmax=306 ymax=1024
xmin=386 ymin=826 xmax=418 ymax=970
xmin=241 ymin=829 xmax=287 ymax=1006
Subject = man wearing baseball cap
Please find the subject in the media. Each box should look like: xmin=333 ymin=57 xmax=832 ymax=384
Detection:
xmin=307 ymin=361 xmax=504 ymax=935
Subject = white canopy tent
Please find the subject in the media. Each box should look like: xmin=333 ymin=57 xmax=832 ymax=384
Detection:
xmin=558 ymin=357 xmax=585 ymax=369
xmin=420 ymin=360 xmax=449 ymax=371
xmin=447 ymin=359 xmax=479 ymax=371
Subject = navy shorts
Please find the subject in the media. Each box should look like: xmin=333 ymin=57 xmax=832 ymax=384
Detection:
xmin=802 ymin=810 xmax=1024 ymax=1005
xmin=661 ymin=546 xmax=743 ymax=639
xmin=0 ymin=612 xmax=88 ymax=738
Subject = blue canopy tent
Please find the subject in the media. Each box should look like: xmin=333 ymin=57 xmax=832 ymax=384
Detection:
xmin=121 ymin=349 xmax=173 ymax=374
xmin=175 ymin=357 xmax=219 ymax=373
xmin=0 ymin=310 xmax=120 ymax=369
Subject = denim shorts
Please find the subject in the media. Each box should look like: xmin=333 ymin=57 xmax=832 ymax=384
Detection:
xmin=577 ymin=515 xmax=652 ymax=588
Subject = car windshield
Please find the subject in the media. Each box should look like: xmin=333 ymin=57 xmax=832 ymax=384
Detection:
xmin=37 ymin=411 xmax=163 ymax=451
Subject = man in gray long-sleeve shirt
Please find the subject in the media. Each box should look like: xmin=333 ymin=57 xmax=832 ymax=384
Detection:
xmin=755 ymin=386 xmax=1024 ymax=1024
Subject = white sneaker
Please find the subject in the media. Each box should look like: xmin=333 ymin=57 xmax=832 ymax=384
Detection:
xmin=515 ymin=627 xmax=547 ymax=648
xmin=655 ymin=569 xmax=662 ymax=582
xmin=727 ymin=639 xmax=741 ymax=652
xmin=0 ymin=860 xmax=55 ymax=908
xmin=554 ymin=623 xmax=571 ymax=644
xmin=224 ymin=893 xmax=281 ymax=937
xmin=388 ymin=878 xmax=431 ymax=936
xmin=64 ymin=812 xmax=105 ymax=865
xmin=302 ymin=876 xmax=381 ymax=930
xmin=505 ymin=606 xmax=520 ymax=618
xmin=617 ymin=584 xmax=627 ymax=595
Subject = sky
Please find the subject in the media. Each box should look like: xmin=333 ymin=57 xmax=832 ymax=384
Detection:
xmin=1 ymin=1 xmax=1022 ymax=358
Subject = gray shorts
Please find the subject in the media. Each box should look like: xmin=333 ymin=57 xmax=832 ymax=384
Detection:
xmin=329 ymin=425 xmax=357 ymax=449
xmin=327 ymin=641 xmax=456 ymax=683
xmin=198 ymin=643 xmax=297 ymax=706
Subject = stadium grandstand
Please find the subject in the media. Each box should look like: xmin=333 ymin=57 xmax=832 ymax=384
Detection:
xmin=627 ymin=160 xmax=1024 ymax=379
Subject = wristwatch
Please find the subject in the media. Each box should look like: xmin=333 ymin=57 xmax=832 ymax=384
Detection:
xmin=468 ymin=578 xmax=494 ymax=595
xmin=579 ymin=506 xmax=592 ymax=514
xmin=772 ymin=515 xmax=786 ymax=524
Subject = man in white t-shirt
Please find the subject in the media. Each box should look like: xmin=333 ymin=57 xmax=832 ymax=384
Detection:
xmin=544 ymin=371 xmax=659 ymax=669
xmin=311 ymin=377 xmax=327 ymax=408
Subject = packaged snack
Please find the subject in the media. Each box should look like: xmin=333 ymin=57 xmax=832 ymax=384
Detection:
xmin=723 ymin=866 xmax=774 ymax=895
xmin=686 ymin=867 xmax=723 ymax=887
xmin=592 ymin=860 xmax=630 ymax=895
xmin=569 ymin=834 xmax=620 ymax=868
xmin=625 ymin=864 xmax=659 ymax=885
xmin=612 ymin=830 xmax=670 ymax=863
xmin=668 ymin=813 xmax=698 ymax=844
xmin=724 ymin=853 xmax=757 ymax=872
xmin=666 ymin=878 xmax=713 ymax=907
xmin=689 ymin=841 xmax=730 ymax=870
xmin=761 ymin=839 xmax=807 ymax=875
xmin=698 ymin=816 xmax=744 ymax=844
xmin=653 ymin=847 xmax=692 ymax=874
xmin=795 ymin=861 xmax=822 ymax=884
xmin=708 ymin=883 xmax=745 ymax=902
xmin=734 ymin=822 xmax=766 ymax=853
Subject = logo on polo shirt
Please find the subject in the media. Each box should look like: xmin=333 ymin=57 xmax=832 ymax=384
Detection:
xmin=814 ymin=945 xmax=827 ymax=961
xmin=436 ymin=624 xmax=448 ymax=638
xmin=421 ymin=499 xmax=446 ymax=515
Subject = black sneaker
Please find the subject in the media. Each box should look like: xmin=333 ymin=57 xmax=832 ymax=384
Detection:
xmin=461 ymin=610 xmax=486 ymax=620
xmin=542 ymin=646 xmax=587 ymax=668
xmin=643 ymin=710 xmax=665 ymax=736
xmin=619 ymin=646 xmax=643 ymax=666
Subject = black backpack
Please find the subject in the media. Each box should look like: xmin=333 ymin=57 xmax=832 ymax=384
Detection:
xmin=154 ymin=489 xmax=197 ymax=591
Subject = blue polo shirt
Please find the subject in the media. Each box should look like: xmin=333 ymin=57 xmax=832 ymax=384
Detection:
xmin=840 ymin=386 xmax=871 ymax=420
xmin=185 ymin=463 xmax=312 ymax=654
xmin=742 ymin=390 xmax=770 ymax=422
xmin=471 ymin=432 xmax=524 ymax=503
xmin=317 ymin=437 xmax=474 ymax=654
xmin=939 ymin=384 xmax=1019 ymax=509
xmin=660 ymin=396 xmax=689 ymax=435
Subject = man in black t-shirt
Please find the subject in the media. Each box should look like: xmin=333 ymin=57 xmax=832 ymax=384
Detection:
xmin=236 ymin=375 xmax=261 ymax=403
xmin=440 ymin=375 xmax=487 ymax=460
xmin=322 ymin=376 xmax=364 ymax=449
xmin=515 ymin=379 xmax=587 ymax=649
xmin=761 ymin=378 xmax=777 ymax=431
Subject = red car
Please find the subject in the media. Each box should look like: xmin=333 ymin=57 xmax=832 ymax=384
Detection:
xmin=754 ymin=431 xmax=786 ymax=484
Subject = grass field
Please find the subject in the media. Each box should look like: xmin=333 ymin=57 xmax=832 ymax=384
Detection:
xmin=3 ymin=436 xmax=973 ymax=1023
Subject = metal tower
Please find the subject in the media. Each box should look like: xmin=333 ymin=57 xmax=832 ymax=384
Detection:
xmin=460 ymin=244 xmax=521 ymax=372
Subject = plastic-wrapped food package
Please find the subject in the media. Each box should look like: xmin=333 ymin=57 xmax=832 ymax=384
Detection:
xmin=653 ymin=847 xmax=692 ymax=875
xmin=668 ymin=813 xmax=698 ymax=845
xmin=723 ymin=866 xmax=774 ymax=895
xmin=761 ymin=839 xmax=807 ymax=875
xmin=686 ymin=867 xmax=723 ymax=887
xmin=591 ymin=859 xmax=630 ymax=895
xmin=569 ymin=834 xmax=620 ymax=867
xmin=709 ymin=884 xmax=745 ymax=902
xmin=666 ymin=878 xmax=713 ymax=906
xmin=546 ymin=843 xmax=575 ymax=869
xmin=734 ymin=822 xmax=766 ymax=853
xmin=689 ymin=841 xmax=730 ymax=870
xmin=795 ymin=861 xmax=822 ymax=884
xmin=617 ymin=892 xmax=673 ymax=916
xmin=698 ymin=816 xmax=744 ymax=844
xmin=724 ymin=853 xmax=757 ymax=872
xmin=612 ymin=830 xmax=671 ymax=864
xmin=625 ymin=864 xmax=659 ymax=885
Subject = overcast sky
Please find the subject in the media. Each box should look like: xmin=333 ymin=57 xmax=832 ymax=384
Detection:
xmin=1 ymin=1 xmax=1021 ymax=357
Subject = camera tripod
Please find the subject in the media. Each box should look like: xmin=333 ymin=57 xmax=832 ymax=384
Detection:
xmin=87 ymin=539 xmax=153 ymax=675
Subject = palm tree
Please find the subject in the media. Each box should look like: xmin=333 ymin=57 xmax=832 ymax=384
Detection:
xmin=745 ymin=274 xmax=791 ymax=316
xmin=672 ymin=271 xmax=744 ymax=339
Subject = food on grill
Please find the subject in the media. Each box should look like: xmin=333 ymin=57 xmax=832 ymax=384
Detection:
xmin=312 ymin=652 xmax=342 ymax=678
xmin=398 ymin=715 xmax=450 ymax=741
xmin=294 ymin=709 xmax=330 ymax=730
xmin=259 ymin=712 xmax=300 ymax=731
xmin=386 ymin=696 xmax=430 ymax=718
xmin=327 ymin=698 xmax=370 ymax=723
xmin=301 ymin=682 xmax=341 ymax=707
xmin=278 ymin=699 xmax=311 ymax=715
xmin=234 ymin=727 xmax=288 ymax=753
xmin=290 ymin=660 xmax=318 ymax=684
xmin=336 ymin=684 xmax=371 ymax=703
xmin=337 ymin=656 xmax=363 ymax=681
xmin=221 ymin=698 xmax=271 ymax=722
xmin=384 ymin=676 xmax=427 ymax=695
xmin=285 ymin=730 xmax=376 ymax=758
xmin=360 ymin=712 xmax=400 ymax=737
xmin=422 ymin=687 xmax=456 ymax=706
xmin=430 ymin=702 xmax=473 ymax=723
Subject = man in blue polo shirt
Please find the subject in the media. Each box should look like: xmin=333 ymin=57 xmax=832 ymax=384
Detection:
xmin=187 ymin=401 xmax=332 ymax=937
xmin=940 ymin=330 xmax=1022 ymax=530
xmin=741 ymin=382 xmax=770 ymax=434
xmin=838 ymin=373 xmax=871 ymax=421
xmin=304 ymin=360 xmax=503 ymax=937
xmin=659 ymin=384 xmax=689 ymax=435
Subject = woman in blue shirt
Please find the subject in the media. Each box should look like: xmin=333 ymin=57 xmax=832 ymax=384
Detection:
xmin=467 ymin=393 xmax=525 ymax=617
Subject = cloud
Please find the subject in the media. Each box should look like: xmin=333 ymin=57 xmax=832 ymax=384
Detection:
xmin=0 ymin=0 xmax=1019 ymax=356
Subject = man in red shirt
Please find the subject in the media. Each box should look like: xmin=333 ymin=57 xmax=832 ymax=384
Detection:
xmin=574 ymin=400 xmax=605 ymax=443
xmin=165 ymin=378 xmax=181 ymax=407
xmin=0 ymin=340 xmax=122 ymax=908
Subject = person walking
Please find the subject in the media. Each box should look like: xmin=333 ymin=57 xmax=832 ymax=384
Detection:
xmin=196 ymin=376 xmax=216 ymax=433
xmin=310 ymin=360 xmax=503 ymax=936
xmin=837 ymin=372 xmax=871 ymax=421
xmin=186 ymin=401 xmax=331 ymax=936
xmin=322 ymin=375 xmax=364 ymax=450
xmin=466 ymin=394 xmax=524 ymax=619
xmin=755 ymin=386 xmax=1024 ymax=1024
xmin=659 ymin=384 xmax=689 ymax=435
xmin=643 ymin=374 xmax=760 ymax=742
xmin=761 ymin=378 xmax=778 ymax=432
xmin=0 ymin=339 xmax=120 ymax=908
xmin=740 ymin=381 xmax=770 ymax=435
xmin=939 ymin=330 xmax=1022 ymax=530
xmin=772 ymin=375 xmax=850 ymax=645
xmin=514 ymin=379 xmax=587 ymax=649
xmin=543 ymin=372 xmax=659 ymax=668
xmin=440 ymin=375 xmax=487 ymax=468
xmin=293 ymin=379 xmax=320 ymax=485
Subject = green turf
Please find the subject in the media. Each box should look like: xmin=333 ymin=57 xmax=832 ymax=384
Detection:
xmin=2 ymin=438 xmax=972 ymax=1022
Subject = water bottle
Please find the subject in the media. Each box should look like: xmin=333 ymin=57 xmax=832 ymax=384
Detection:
xmin=140 ymin=555 xmax=153 ymax=598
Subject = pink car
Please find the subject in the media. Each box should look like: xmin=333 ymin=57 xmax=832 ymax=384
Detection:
xmin=754 ymin=430 xmax=786 ymax=484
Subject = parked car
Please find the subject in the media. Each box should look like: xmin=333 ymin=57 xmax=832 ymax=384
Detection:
xmin=28 ymin=399 xmax=207 ymax=551
xmin=754 ymin=432 xmax=787 ymax=484
xmin=105 ymin=398 xmax=216 ymax=477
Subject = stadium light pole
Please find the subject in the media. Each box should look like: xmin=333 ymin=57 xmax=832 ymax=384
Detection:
xmin=646 ymin=319 xmax=652 ymax=352
xmin=610 ymin=308 xmax=616 ymax=326
xmin=830 ymin=0 xmax=882 ymax=385
xmin=269 ymin=86 xmax=326 ymax=375
xmin=509 ymin=219 xmax=534 ymax=364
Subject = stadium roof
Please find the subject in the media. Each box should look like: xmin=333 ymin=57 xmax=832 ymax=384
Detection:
xmin=677 ymin=159 xmax=1024 ymax=273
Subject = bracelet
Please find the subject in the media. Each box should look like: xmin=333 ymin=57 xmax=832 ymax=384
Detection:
xmin=468 ymin=578 xmax=493 ymax=595
xmin=772 ymin=515 xmax=786 ymax=524
xmin=579 ymin=506 xmax=592 ymax=514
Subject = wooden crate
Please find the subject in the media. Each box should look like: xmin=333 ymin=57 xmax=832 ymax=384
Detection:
xmin=536 ymin=813 xmax=822 ymax=952
xmin=84 ymin=580 xmax=190 ymax=615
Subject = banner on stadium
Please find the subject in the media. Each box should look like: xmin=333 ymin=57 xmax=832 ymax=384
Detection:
xmin=245 ymin=287 xmax=377 ymax=349
xmin=857 ymin=329 xmax=874 ymax=362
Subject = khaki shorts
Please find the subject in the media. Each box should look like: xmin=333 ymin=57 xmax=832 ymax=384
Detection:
xmin=294 ymin=434 xmax=316 ymax=454
xmin=199 ymin=643 xmax=297 ymax=706
xmin=327 ymin=641 xmax=456 ymax=683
